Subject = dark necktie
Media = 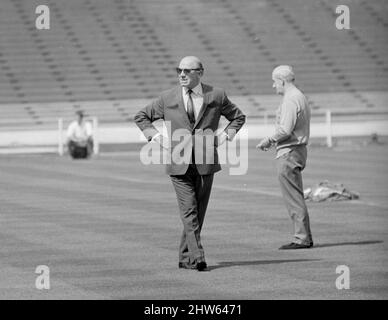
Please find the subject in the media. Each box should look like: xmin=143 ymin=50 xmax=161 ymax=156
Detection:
xmin=186 ymin=89 xmax=195 ymax=125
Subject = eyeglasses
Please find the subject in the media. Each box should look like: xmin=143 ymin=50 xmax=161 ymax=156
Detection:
xmin=176 ymin=68 xmax=202 ymax=75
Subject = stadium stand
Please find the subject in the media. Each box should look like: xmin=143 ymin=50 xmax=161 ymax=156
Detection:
xmin=0 ymin=0 xmax=387 ymax=128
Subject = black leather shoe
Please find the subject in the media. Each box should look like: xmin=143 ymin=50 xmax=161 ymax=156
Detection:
xmin=279 ymin=242 xmax=314 ymax=250
xmin=179 ymin=260 xmax=208 ymax=271
xmin=196 ymin=261 xmax=207 ymax=271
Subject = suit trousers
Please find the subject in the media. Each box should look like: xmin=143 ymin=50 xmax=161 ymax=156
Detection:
xmin=276 ymin=145 xmax=313 ymax=245
xmin=170 ymin=165 xmax=214 ymax=264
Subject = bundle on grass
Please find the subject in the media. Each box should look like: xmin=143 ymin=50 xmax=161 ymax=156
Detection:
xmin=304 ymin=180 xmax=360 ymax=202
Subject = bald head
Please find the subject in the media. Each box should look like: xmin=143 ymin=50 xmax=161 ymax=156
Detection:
xmin=179 ymin=56 xmax=203 ymax=70
xmin=271 ymin=65 xmax=296 ymax=95
xmin=272 ymin=65 xmax=295 ymax=83
xmin=177 ymin=56 xmax=204 ymax=89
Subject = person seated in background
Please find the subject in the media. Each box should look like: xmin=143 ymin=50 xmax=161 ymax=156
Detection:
xmin=66 ymin=110 xmax=94 ymax=159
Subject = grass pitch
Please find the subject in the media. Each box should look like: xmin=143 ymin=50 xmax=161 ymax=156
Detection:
xmin=0 ymin=142 xmax=387 ymax=299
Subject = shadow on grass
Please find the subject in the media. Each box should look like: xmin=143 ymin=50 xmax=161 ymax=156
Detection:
xmin=207 ymin=258 xmax=320 ymax=271
xmin=314 ymin=240 xmax=383 ymax=248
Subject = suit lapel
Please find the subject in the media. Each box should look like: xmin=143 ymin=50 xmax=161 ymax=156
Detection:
xmin=193 ymin=83 xmax=211 ymax=129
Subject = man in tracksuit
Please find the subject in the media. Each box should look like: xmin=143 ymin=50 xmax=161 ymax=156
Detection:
xmin=257 ymin=65 xmax=313 ymax=249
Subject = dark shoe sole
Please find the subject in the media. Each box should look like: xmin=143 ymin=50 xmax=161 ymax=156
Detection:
xmin=279 ymin=242 xmax=314 ymax=250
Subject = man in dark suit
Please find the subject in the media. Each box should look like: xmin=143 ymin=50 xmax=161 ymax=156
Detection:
xmin=134 ymin=56 xmax=245 ymax=271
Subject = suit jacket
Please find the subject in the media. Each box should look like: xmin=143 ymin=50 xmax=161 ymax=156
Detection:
xmin=134 ymin=83 xmax=246 ymax=175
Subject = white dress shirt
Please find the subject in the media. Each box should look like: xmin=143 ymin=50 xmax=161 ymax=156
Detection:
xmin=67 ymin=120 xmax=93 ymax=142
